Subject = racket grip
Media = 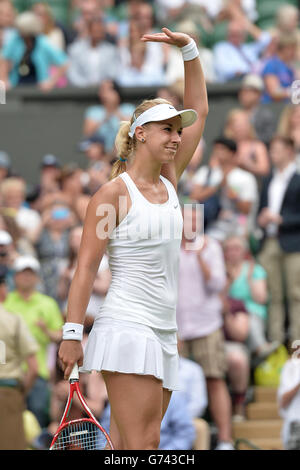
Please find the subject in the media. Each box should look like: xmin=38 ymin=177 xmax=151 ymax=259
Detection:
xmin=69 ymin=363 xmax=79 ymax=381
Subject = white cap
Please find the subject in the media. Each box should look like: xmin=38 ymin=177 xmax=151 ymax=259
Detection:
xmin=128 ymin=103 xmax=198 ymax=138
xmin=0 ymin=230 xmax=12 ymax=245
xmin=14 ymin=256 xmax=40 ymax=273
xmin=241 ymin=74 xmax=264 ymax=91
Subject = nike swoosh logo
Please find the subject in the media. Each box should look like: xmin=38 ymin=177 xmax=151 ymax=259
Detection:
xmin=67 ymin=329 xmax=76 ymax=333
xmin=174 ymin=204 xmax=178 ymax=209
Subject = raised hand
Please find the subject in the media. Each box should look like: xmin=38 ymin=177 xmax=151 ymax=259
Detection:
xmin=141 ymin=27 xmax=191 ymax=48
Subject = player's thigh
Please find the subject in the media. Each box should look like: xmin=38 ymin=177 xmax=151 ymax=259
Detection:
xmin=102 ymin=371 xmax=163 ymax=434
xmin=162 ymin=388 xmax=172 ymax=419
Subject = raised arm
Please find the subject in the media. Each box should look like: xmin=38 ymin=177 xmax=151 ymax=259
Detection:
xmin=142 ymin=28 xmax=209 ymax=182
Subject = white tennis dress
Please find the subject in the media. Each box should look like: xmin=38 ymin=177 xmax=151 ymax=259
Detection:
xmin=81 ymin=172 xmax=183 ymax=390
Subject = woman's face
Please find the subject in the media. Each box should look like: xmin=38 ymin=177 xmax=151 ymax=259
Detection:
xmin=223 ymin=238 xmax=245 ymax=264
xmin=228 ymin=112 xmax=252 ymax=140
xmin=137 ymin=115 xmax=182 ymax=164
xmin=33 ymin=4 xmax=49 ymax=27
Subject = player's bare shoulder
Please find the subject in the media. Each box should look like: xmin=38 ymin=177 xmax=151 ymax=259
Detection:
xmin=86 ymin=174 xmax=129 ymax=228
xmin=89 ymin=175 xmax=127 ymax=209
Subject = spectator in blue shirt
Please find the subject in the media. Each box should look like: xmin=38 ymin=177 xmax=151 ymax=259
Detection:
xmin=0 ymin=12 xmax=68 ymax=90
xmin=261 ymin=32 xmax=298 ymax=103
xmin=213 ymin=14 xmax=271 ymax=83
xmin=83 ymin=79 xmax=135 ymax=154
xmin=100 ymin=391 xmax=196 ymax=450
xmin=159 ymin=391 xmax=196 ymax=450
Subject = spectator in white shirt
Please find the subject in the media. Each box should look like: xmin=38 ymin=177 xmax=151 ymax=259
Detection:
xmin=190 ymin=137 xmax=258 ymax=242
xmin=213 ymin=13 xmax=271 ymax=82
xmin=67 ymin=15 xmax=119 ymax=87
xmin=0 ymin=177 xmax=41 ymax=241
xmin=165 ymin=20 xmax=216 ymax=85
xmin=278 ymin=345 xmax=300 ymax=449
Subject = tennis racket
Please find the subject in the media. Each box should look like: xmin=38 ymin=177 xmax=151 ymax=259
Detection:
xmin=50 ymin=364 xmax=114 ymax=450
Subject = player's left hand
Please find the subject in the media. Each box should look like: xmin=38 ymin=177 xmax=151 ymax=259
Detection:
xmin=141 ymin=27 xmax=191 ymax=48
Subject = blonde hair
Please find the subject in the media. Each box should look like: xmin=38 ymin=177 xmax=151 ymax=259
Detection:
xmin=224 ymin=108 xmax=257 ymax=140
xmin=277 ymin=104 xmax=300 ymax=136
xmin=110 ymin=97 xmax=172 ymax=180
xmin=0 ymin=177 xmax=26 ymax=196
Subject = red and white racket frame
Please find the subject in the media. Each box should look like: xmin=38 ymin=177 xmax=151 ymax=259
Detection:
xmin=49 ymin=364 xmax=114 ymax=450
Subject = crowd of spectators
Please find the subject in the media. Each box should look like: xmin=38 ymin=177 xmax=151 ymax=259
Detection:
xmin=1 ymin=0 xmax=300 ymax=452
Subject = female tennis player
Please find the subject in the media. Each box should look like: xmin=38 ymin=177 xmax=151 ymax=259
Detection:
xmin=59 ymin=27 xmax=208 ymax=450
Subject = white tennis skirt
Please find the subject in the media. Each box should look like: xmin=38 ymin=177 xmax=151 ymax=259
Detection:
xmin=80 ymin=316 xmax=180 ymax=391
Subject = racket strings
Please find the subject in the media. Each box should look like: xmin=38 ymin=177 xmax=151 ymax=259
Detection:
xmin=52 ymin=420 xmax=108 ymax=450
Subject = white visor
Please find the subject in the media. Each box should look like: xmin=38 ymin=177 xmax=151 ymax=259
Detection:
xmin=128 ymin=103 xmax=198 ymax=138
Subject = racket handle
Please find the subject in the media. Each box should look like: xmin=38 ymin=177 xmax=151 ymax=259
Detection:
xmin=69 ymin=363 xmax=79 ymax=381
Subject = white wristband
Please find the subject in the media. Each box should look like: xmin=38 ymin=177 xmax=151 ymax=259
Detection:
xmin=181 ymin=39 xmax=199 ymax=61
xmin=63 ymin=322 xmax=83 ymax=341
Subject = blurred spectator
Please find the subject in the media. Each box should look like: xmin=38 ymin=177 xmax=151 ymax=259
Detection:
xmin=67 ymin=15 xmax=119 ymax=87
xmin=190 ymin=137 xmax=258 ymax=242
xmin=84 ymin=160 xmax=112 ymax=196
xmin=261 ymin=32 xmax=298 ymax=103
xmin=58 ymin=224 xmax=111 ymax=326
xmin=4 ymin=256 xmax=63 ymax=428
xmin=0 ymin=150 xmax=11 ymax=181
xmin=165 ymin=20 xmax=216 ymax=84
xmin=72 ymin=0 xmax=103 ymax=40
xmin=29 ymin=202 xmax=77 ymax=300
xmin=257 ymin=135 xmax=300 ymax=344
xmin=222 ymin=293 xmax=250 ymax=420
xmin=79 ymin=134 xmax=108 ymax=164
xmin=0 ymin=269 xmax=39 ymax=450
xmin=213 ymin=13 xmax=271 ymax=82
xmin=237 ymin=74 xmax=276 ymax=146
xmin=82 ymin=79 xmax=135 ymax=154
xmin=224 ymin=108 xmax=270 ymax=177
xmin=32 ymin=2 xmax=67 ymax=88
xmin=177 ymin=339 xmax=208 ymax=419
xmin=0 ymin=177 xmax=42 ymax=240
xmin=0 ymin=212 xmax=35 ymax=257
xmin=0 ymin=12 xmax=68 ymax=90
xmin=100 ymin=390 xmax=196 ymax=450
xmin=0 ymin=0 xmax=15 ymax=48
xmin=159 ymin=391 xmax=196 ymax=450
xmin=277 ymin=105 xmax=300 ymax=169
xmin=176 ymin=208 xmax=234 ymax=451
xmin=223 ymin=234 xmax=279 ymax=358
xmin=156 ymin=80 xmax=184 ymax=110
xmin=271 ymin=4 xmax=300 ymax=62
xmin=154 ymin=0 xmax=258 ymax=25
xmin=32 ymin=3 xmax=66 ymax=50
xmin=0 ymin=229 xmax=17 ymax=290
xmin=177 ymin=339 xmax=210 ymax=450
xmin=278 ymin=344 xmax=300 ymax=450
xmin=178 ymin=139 xmax=205 ymax=200
xmin=39 ymin=154 xmax=61 ymax=196
xmin=117 ymin=18 xmax=167 ymax=87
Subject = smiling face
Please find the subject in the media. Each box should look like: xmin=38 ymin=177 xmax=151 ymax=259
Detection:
xmin=135 ymin=115 xmax=183 ymax=164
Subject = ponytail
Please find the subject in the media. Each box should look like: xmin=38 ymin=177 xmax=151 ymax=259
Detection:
xmin=110 ymin=121 xmax=133 ymax=180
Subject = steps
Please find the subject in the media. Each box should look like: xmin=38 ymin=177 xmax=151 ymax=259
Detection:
xmin=247 ymin=402 xmax=280 ymax=420
xmin=233 ymin=386 xmax=283 ymax=450
xmin=237 ymin=438 xmax=283 ymax=451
